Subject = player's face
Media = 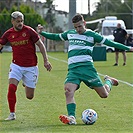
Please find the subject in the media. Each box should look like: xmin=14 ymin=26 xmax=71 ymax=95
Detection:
xmin=11 ymin=17 xmax=24 ymax=31
xmin=117 ymin=23 xmax=121 ymax=28
xmin=73 ymin=20 xmax=86 ymax=34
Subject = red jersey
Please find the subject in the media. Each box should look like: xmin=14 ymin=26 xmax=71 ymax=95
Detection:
xmin=0 ymin=25 xmax=40 ymax=67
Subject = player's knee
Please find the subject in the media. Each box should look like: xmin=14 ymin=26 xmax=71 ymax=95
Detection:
xmin=25 ymin=87 xmax=34 ymax=100
xmin=26 ymin=95 xmax=34 ymax=100
xmin=65 ymin=89 xmax=69 ymax=97
xmin=99 ymin=94 xmax=108 ymax=98
xmin=9 ymin=84 xmax=17 ymax=93
xmin=64 ymin=86 xmax=71 ymax=96
xmin=64 ymin=87 xmax=75 ymax=100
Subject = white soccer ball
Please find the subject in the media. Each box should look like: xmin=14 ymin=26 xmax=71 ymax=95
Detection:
xmin=81 ymin=109 xmax=98 ymax=125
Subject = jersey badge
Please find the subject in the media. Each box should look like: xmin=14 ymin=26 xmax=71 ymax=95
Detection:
xmin=22 ymin=32 xmax=26 ymax=37
xmin=12 ymin=35 xmax=15 ymax=38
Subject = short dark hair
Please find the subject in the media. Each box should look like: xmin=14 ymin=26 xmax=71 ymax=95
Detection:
xmin=72 ymin=14 xmax=84 ymax=23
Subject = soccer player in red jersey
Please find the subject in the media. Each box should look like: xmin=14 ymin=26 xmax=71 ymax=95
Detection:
xmin=0 ymin=11 xmax=52 ymax=120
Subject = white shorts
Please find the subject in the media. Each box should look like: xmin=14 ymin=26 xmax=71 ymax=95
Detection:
xmin=9 ymin=63 xmax=39 ymax=88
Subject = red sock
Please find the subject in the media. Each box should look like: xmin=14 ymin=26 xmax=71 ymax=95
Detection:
xmin=7 ymin=84 xmax=17 ymax=113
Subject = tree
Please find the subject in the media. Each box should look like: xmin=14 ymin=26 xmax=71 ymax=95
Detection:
xmin=0 ymin=0 xmax=24 ymax=11
xmin=90 ymin=0 xmax=133 ymax=29
xmin=0 ymin=9 xmax=11 ymax=35
xmin=116 ymin=1 xmax=132 ymax=29
xmin=19 ymin=4 xmax=46 ymax=29
xmin=42 ymin=0 xmax=56 ymax=28
xmin=0 ymin=4 xmax=46 ymax=35
xmin=92 ymin=0 xmax=121 ymax=17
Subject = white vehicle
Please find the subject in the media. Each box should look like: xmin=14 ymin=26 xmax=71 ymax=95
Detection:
xmin=101 ymin=16 xmax=126 ymax=52
xmin=86 ymin=16 xmax=126 ymax=52
xmin=126 ymin=29 xmax=133 ymax=35
xmin=126 ymin=29 xmax=133 ymax=47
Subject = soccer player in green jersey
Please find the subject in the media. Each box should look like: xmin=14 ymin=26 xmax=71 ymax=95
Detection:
xmin=37 ymin=14 xmax=133 ymax=125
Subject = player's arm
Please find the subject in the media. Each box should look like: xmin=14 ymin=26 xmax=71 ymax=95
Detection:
xmin=104 ymin=38 xmax=133 ymax=51
xmin=37 ymin=24 xmax=66 ymax=41
xmin=40 ymin=31 xmax=62 ymax=41
xmin=104 ymin=39 xmax=130 ymax=51
xmin=0 ymin=32 xmax=8 ymax=48
xmin=94 ymin=32 xmax=132 ymax=51
xmin=0 ymin=44 xmax=3 ymax=49
xmin=35 ymin=39 xmax=52 ymax=71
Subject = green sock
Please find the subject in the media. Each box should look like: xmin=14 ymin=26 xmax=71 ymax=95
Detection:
xmin=104 ymin=79 xmax=112 ymax=90
xmin=67 ymin=103 xmax=76 ymax=117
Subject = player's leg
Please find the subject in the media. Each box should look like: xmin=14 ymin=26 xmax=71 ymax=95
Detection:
xmin=5 ymin=63 xmax=22 ymax=120
xmin=114 ymin=50 xmax=119 ymax=66
xmin=22 ymin=83 xmax=35 ymax=99
xmin=64 ymin=83 xmax=77 ymax=104
xmin=22 ymin=66 xmax=38 ymax=99
xmin=5 ymin=78 xmax=19 ymax=120
xmin=65 ymin=83 xmax=77 ymax=116
xmin=83 ymin=66 xmax=119 ymax=98
xmin=25 ymin=87 xmax=35 ymax=99
xmin=8 ymin=79 xmax=19 ymax=109
xmin=122 ymin=51 xmax=126 ymax=65
xmin=59 ymin=70 xmax=80 ymax=125
xmin=94 ymin=75 xmax=119 ymax=98
xmin=59 ymin=83 xmax=77 ymax=125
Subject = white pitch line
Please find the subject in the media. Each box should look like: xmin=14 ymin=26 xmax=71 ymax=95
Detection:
xmin=48 ymin=55 xmax=133 ymax=87
xmin=48 ymin=55 xmax=68 ymax=63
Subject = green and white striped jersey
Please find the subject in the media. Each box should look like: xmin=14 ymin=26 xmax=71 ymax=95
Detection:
xmin=59 ymin=29 xmax=104 ymax=68
xmin=40 ymin=29 xmax=130 ymax=69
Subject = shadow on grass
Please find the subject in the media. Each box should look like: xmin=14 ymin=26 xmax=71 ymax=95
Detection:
xmin=0 ymin=119 xmax=97 ymax=133
xmin=0 ymin=119 xmax=89 ymax=126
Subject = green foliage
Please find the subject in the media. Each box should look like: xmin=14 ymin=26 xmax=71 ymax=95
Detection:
xmin=115 ymin=2 xmax=132 ymax=28
xmin=0 ymin=52 xmax=133 ymax=133
xmin=91 ymin=0 xmax=133 ymax=29
xmin=19 ymin=4 xmax=46 ymax=29
xmin=0 ymin=9 xmax=11 ymax=35
xmin=43 ymin=0 xmax=56 ymax=27
xmin=0 ymin=4 xmax=46 ymax=34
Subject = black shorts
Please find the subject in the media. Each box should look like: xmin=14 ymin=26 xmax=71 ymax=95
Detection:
xmin=115 ymin=48 xmax=125 ymax=52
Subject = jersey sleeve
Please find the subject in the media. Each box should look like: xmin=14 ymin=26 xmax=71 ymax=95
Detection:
xmin=59 ymin=31 xmax=69 ymax=41
xmin=93 ymin=32 xmax=104 ymax=44
xmin=40 ymin=31 xmax=69 ymax=41
xmin=40 ymin=32 xmax=62 ymax=41
xmin=28 ymin=27 xmax=40 ymax=43
xmin=91 ymin=30 xmax=130 ymax=51
xmin=104 ymin=39 xmax=130 ymax=51
xmin=0 ymin=31 xmax=9 ymax=45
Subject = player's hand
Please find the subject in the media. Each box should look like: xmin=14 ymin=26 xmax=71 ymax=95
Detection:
xmin=0 ymin=44 xmax=3 ymax=49
xmin=37 ymin=24 xmax=44 ymax=34
xmin=130 ymin=47 xmax=133 ymax=51
xmin=44 ymin=61 xmax=52 ymax=71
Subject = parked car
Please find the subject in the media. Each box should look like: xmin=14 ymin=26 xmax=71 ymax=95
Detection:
xmin=126 ymin=29 xmax=133 ymax=47
xmin=98 ymin=16 xmax=126 ymax=52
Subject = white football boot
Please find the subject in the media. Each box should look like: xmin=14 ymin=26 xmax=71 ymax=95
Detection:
xmin=5 ymin=113 xmax=16 ymax=121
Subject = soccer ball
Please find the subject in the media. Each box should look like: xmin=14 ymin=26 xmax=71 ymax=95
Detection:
xmin=81 ymin=109 xmax=98 ymax=125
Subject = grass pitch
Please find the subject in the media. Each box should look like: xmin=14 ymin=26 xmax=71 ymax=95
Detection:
xmin=0 ymin=52 xmax=132 ymax=133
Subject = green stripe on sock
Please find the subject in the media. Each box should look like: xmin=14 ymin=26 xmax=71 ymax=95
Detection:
xmin=104 ymin=79 xmax=112 ymax=89
xmin=67 ymin=103 xmax=76 ymax=117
